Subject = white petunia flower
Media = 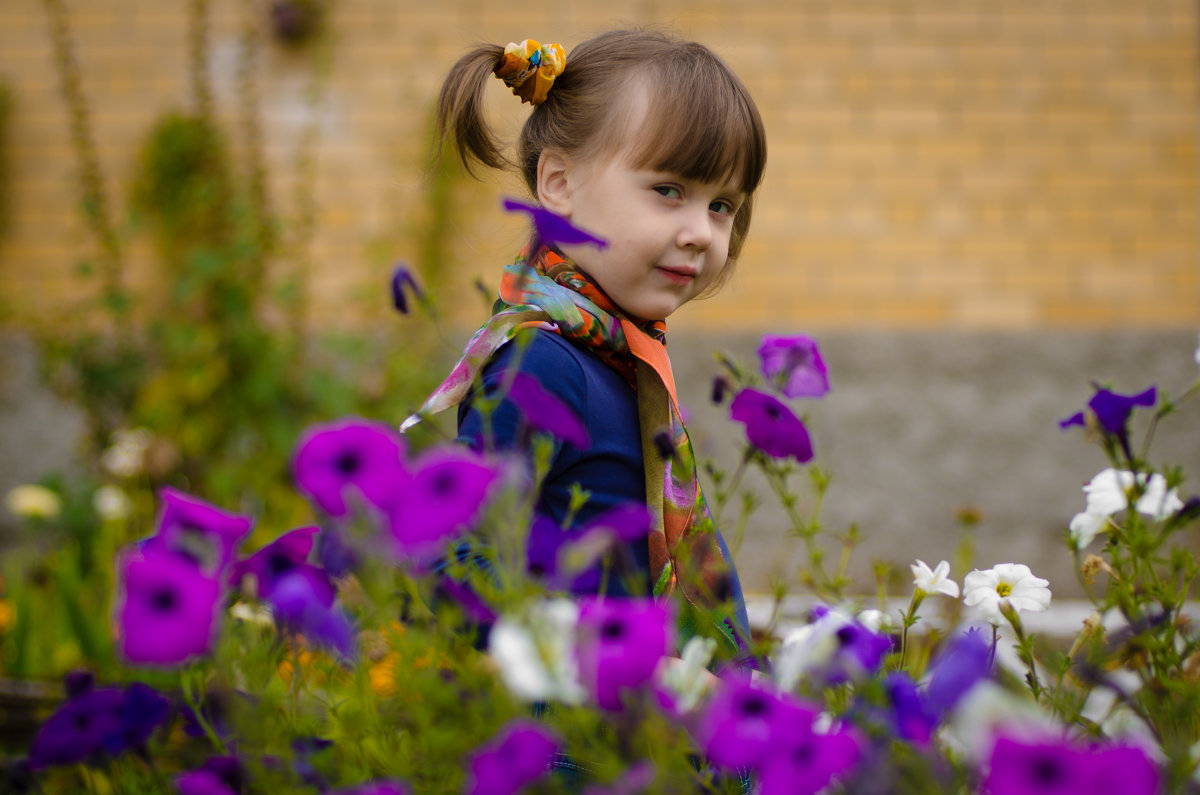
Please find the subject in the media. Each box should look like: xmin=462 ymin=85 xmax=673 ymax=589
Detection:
xmin=93 ymin=484 xmax=132 ymax=521
xmin=911 ymin=559 xmax=960 ymax=598
xmin=657 ymin=636 xmax=718 ymax=714
xmin=940 ymin=680 xmax=1059 ymax=763
xmin=1071 ymin=468 xmax=1185 ymax=548
xmin=856 ymin=608 xmax=896 ymax=633
xmin=488 ymin=598 xmax=585 ymax=705
xmin=962 ymin=563 xmax=1051 ymax=625
xmin=4 ymin=484 xmax=61 ymax=520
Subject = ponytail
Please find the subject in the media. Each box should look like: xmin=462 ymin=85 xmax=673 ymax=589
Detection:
xmin=435 ymin=44 xmax=508 ymax=177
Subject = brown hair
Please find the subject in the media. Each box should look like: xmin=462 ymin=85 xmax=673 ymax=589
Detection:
xmin=436 ymin=29 xmax=767 ymax=268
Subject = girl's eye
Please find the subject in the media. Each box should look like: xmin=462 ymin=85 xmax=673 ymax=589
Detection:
xmin=653 ymin=185 xmax=682 ymax=199
xmin=709 ymin=199 xmax=736 ymax=216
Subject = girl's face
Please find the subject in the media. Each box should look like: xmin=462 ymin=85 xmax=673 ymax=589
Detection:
xmin=542 ymin=143 xmax=746 ymax=323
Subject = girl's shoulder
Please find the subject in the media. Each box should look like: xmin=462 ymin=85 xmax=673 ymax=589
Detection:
xmin=487 ymin=327 xmax=591 ymax=382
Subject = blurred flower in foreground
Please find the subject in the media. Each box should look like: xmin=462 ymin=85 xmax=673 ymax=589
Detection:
xmin=29 ymin=678 xmax=168 ymax=769
xmin=757 ymin=717 xmax=861 ymax=795
xmin=575 ymin=597 xmax=672 ymax=710
xmin=116 ymin=547 xmax=221 ymax=664
xmin=773 ymin=606 xmax=891 ymax=690
xmin=757 ymin=334 xmax=830 ymax=399
xmin=153 ymin=488 xmax=254 ymax=575
xmin=4 ymin=484 xmax=60 ymax=520
xmin=176 ymin=756 xmax=244 ymax=795
xmin=489 ymin=598 xmax=585 ymax=704
xmin=100 ymin=427 xmax=153 ymax=479
xmin=269 ymin=570 xmax=355 ymax=660
xmin=502 ymin=196 xmax=608 ymax=248
xmin=93 ymin=484 xmax=132 ymax=521
xmin=329 ymin=782 xmax=412 ymax=795
xmin=985 ymin=734 xmax=1158 ymax=795
xmin=656 ymin=636 xmax=717 ymax=715
xmin=505 ymin=371 xmax=590 ymax=449
xmin=387 ymin=446 xmax=499 ymax=564
xmin=231 ymin=525 xmax=334 ymax=605
xmin=729 ymin=388 xmax=814 ymax=462
xmin=464 ymin=718 xmax=559 ymax=795
xmin=962 ymin=563 xmax=1051 ymax=625
xmin=924 ymin=628 xmax=993 ymax=716
xmin=390 ymin=263 xmax=422 ymax=315
xmin=1069 ymin=468 xmax=1185 ymax=548
xmin=911 ymin=559 xmax=960 ymax=598
xmin=293 ymin=418 xmax=408 ymax=517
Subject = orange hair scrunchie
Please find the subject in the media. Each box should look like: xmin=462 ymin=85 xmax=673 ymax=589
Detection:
xmin=494 ymin=39 xmax=566 ymax=106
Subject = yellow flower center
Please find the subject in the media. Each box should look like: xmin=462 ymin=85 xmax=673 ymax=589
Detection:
xmin=995 ymin=583 xmax=1013 ymax=597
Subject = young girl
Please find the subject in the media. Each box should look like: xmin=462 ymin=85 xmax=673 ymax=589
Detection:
xmin=412 ymin=29 xmax=766 ymax=663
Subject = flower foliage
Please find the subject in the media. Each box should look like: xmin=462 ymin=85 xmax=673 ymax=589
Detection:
xmin=5 ymin=330 xmax=1200 ymax=794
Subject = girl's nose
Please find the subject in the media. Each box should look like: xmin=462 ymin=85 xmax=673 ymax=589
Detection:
xmin=676 ymin=203 xmax=713 ymax=250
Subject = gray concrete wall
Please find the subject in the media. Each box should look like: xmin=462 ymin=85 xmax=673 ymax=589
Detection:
xmin=3 ymin=328 xmax=1198 ymax=598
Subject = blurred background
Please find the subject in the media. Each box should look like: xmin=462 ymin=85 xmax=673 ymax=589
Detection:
xmin=1 ymin=0 xmax=1197 ymax=598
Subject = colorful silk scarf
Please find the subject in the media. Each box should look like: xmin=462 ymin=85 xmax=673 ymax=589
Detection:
xmin=409 ymin=242 xmax=743 ymax=654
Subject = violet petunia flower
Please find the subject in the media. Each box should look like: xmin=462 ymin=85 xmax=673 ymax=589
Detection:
xmin=773 ymin=607 xmax=892 ymax=690
xmin=176 ymin=756 xmax=244 ymax=795
xmin=269 ymin=570 xmax=355 ymax=660
xmin=231 ymin=525 xmax=335 ymax=606
xmin=985 ymin=734 xmax=1158 ymax=795
xmin=387 ymin=446 xmax=499 ymax=565
xmin=116 ymin=547 xmax=221 ymax=665
xmin=575 ymin=598 xmax=672 ymax=711
xmin=328 ymin=782 xmax=412 ymax=795
xmin=152 ymin=488 xmax=253 ymax=575
xmin=1060 ymin=385 xmax=1157 ymax=461
xmin=506 ymin=371 xmax=590 ymax=449
xmin=756 ymin=720 xmax=861 ymax=795
xmin=694 ymin=679 xmax=820 ymax=771
xmin=464 ymin=719 xmax=559 ymax=795
xmin=29 ymin=679 xmax=169 ymax=769
xmin=757 ymin=334 xmax=830 ymax=399
xmin=390 ymin=263 xmax=422 ymax=315
xmin=884 ymin=672 xmax=938 ymax=745
xmin=925 ymin=627 xmax=992 ymax=715
xmin=729 ymin=388 xmax=814 ymax=462
xmin=293 ymin=418 xmax=409 ymax=518
xmin=502 ymin=197 xmax=608 ymax=249
xmin=316 ymin=524 xmax=360 ymax=577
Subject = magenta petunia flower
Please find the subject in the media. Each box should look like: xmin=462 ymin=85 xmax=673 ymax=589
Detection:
xmin=506 ymin=371 xmax=590 ymax=449
xmin=729 ymin=389 xmax=814 ymax=462
xmin=175 ymin=756 xmax=244 ymax=795
xmin=387 ymin=446 xmax=499 ymax=564
xmin=757 ymin=334 xmax=830 ymax=399
xmin=986 ymin=735 xmax=1159 ymax=795
xmin=28 ymin=679 xmax=169 ymax=769
xmin=116 ymin=547 xmax=222 ymax=665
xmin=756 ymin=720 xmax=861 ymax=795
xmin=269 ymin=570 xmax=355 ymax=660
xmin=390 ymin=263 xmax=422 ymax=315
xmin=464 ymin=718 xmax=559 ymax=795
xmin=694 ymin=679 xmax=820 ymax=771
xmin=293 ymin=418 xmax=409 ymax=517
xmin=153 ymin=488 xmax=254 ymax=575
xmin=502 ymin=196 xmax=608 ymax=249
xmin=231 ymin=525 xmax=334 ymax=606
xmin=575 ymin=598 xmax=673 ymax=711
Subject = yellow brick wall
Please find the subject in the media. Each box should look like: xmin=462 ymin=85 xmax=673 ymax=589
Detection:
xmin=0 ymin=0 xmax=1196 ymax=333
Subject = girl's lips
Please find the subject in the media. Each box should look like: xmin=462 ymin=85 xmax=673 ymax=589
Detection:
xmin=655 ymin=266 xmax=698 ymax=286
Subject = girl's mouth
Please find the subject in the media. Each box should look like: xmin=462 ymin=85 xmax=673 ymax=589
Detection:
xmin=655 ymin=266 xmax=697 ymax=286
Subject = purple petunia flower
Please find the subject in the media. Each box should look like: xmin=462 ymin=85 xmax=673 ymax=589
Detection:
xmin=231 ymin=525 xmax=335 ymax=606
xmin=176 ymin=756 xmax=244 ymax=795
xmin=985 ymin=735 xmax=1159 ymax=795
xmin=269 ymin=570 xmax=355 ymax=660
xmin=1059 ymin=385 xmax=1157 ymax=461
xmin=152 ymin=488 xmax=253 ymax=575
xmin=925 ymin=627 xmax=992 ymax=715
xmin=729 ymin=388 xmax=814 ymax=462
xmin=464 ymin=719 xmax=559 ymax=795
xmin=756 ymin=720 xmax=861 ymax=795
xmin=387 ymin=446 xmax=499 ymax=565
xmin=316 ymin=524 xmax=360 ymax=577
xmin=757 ymin=335 xmax=830 ymax=399
xmin=29 ymin=679 xmax=169 ymax=769
xmin=293 ymin=418 xmax=409 ymax=517
xmin=575 ymin=598 xmax=673 ymax=711
xmin=116 ymin=547 xmax=221 ymax=665
xmin=695 ymin=679 xmax=821 ymax=771
xmin=502 ymin=196 xmax=608 ymax=249
xmin=329 ymin=782 xmax=411 ymax=795
xmin=883 ymin=672 xmax=937 ymax=745
xmin=528 ymin=504 xmax=656 ymax=592
xmin=505 ymin=372 xmax=590 ymax=449
xmin=390 ymin=263 xmax=422 ymax=315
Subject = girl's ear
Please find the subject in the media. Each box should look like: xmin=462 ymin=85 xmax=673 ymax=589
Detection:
xmin=536 ymin=148 xmax=573 ymax=216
